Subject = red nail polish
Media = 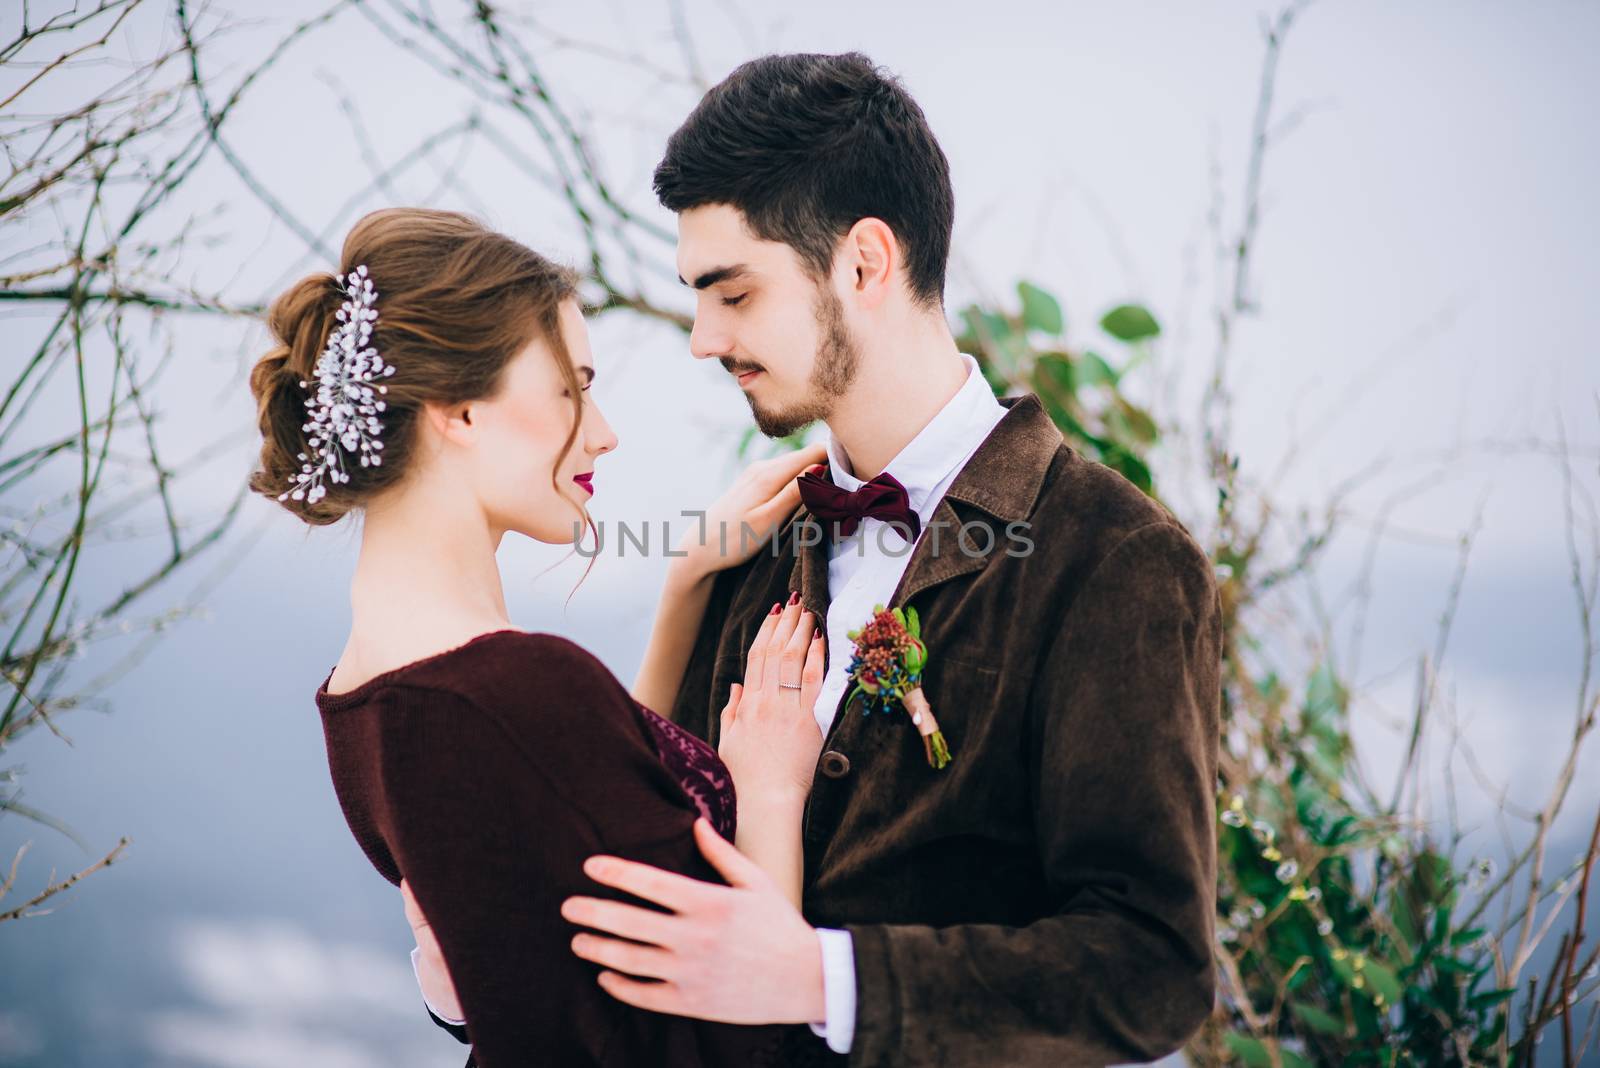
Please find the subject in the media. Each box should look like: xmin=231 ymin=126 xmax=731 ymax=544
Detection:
xmin=788 ymin=591 xmax=800 ymax=606
xmin=770 ymin=602 xmax=781 ymax=615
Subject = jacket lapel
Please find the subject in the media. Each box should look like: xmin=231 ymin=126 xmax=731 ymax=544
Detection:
xmin=886 ymin=392 xmax=1062 ymax=611
xmin=787 ymin=508 xmax=832 ymax=654
xmin=779 ymin=392 xmax=1064 ymax=746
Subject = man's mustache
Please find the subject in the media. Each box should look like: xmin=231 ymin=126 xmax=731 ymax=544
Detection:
xmin=719 ymin=358 xmax=763 ymax=376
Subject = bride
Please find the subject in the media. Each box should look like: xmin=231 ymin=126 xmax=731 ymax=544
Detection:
xmin=248 ymin=206 xmax=829 ymax=1066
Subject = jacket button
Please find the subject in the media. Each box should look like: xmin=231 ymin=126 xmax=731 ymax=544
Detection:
xmin=820 ymin=750 xmax=851 ymax=778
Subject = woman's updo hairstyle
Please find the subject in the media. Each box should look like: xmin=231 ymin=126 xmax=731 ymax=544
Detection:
xmin=248 ymin=207 xmax=581 ymax=525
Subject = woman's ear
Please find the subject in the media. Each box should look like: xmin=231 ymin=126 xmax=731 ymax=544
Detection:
xmin=422 ymin=399 xmax=476 ymax=446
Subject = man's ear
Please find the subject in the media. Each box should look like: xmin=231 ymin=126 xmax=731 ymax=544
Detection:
xmin=842 ymin=217 xmax=897 ymax=310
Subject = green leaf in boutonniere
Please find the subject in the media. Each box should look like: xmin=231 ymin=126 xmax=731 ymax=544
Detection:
xmin=844 ymin=603 xmax=951 ymax=769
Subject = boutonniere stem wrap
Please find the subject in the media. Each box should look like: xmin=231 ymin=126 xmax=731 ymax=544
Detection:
xmin=845 ymin=604 xmax=952 ymax=769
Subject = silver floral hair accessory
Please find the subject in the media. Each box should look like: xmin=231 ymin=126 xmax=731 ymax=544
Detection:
xmin=279 ymin=264 xmax=395 ymax=505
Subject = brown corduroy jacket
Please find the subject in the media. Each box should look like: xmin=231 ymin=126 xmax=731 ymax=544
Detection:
xmin=670 ymin=392 xmax=1223 ymax=1068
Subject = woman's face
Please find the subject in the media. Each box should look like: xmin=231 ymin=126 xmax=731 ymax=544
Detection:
xmin=464 ymin=298 xmax=618 ymax=544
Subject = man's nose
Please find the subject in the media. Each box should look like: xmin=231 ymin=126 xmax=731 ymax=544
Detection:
xmin=688 ymin=315 xmax=731 ymax=361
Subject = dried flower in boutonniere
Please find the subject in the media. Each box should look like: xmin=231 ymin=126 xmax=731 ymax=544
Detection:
xmin=844 ymin=603 xmax=951 ymax=769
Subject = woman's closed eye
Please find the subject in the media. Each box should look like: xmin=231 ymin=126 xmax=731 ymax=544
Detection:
xmin=563 ymin=370 xmax=596 ymax=398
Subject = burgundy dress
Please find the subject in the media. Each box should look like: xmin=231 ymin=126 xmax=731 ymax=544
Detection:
xmin=634 ymin=695 xmax=737 ymax=841
xmin=314 ymin=628 xmax=780 ymax=1068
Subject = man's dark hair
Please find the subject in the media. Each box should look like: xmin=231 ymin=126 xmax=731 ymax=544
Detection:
xmin=653 ymin=52 xmax=954 ymax=308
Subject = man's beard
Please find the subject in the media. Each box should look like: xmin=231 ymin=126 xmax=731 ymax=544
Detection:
xmin=747 ymin=284 xmax=860 ymax=439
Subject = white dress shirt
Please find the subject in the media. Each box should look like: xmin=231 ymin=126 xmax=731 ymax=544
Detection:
xmin=421 ymin=353 xmax=1008 ymax=1056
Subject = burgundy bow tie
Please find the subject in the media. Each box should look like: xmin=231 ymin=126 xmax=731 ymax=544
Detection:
xmin=796 ymin=466 xmax=921 ymax=542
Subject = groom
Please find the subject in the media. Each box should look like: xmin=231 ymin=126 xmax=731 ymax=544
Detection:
xmin=430 ymin=52 xmax=1222 ymax=1066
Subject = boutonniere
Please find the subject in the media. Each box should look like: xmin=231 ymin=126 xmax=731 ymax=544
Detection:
xmin=844 ymin=603 xmax=952 ymax=769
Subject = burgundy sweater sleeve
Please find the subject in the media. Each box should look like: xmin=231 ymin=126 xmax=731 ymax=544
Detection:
xmin=372 ymin=634 xmax=771 ymax=1068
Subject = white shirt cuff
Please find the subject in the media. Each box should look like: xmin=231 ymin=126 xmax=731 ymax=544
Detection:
xmin=806 ymin=927 xmax=856 ymax=1054
xmin=411 ymin=944 xmax=466 ymax=1026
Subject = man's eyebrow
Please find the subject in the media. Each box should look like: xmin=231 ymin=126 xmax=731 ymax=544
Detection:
xmin=678 ymin=264 xmax=750 ymax=289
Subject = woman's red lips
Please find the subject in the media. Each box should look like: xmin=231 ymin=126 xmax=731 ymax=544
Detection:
xmin=573 ymin=473 xmax=594 ymax=495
